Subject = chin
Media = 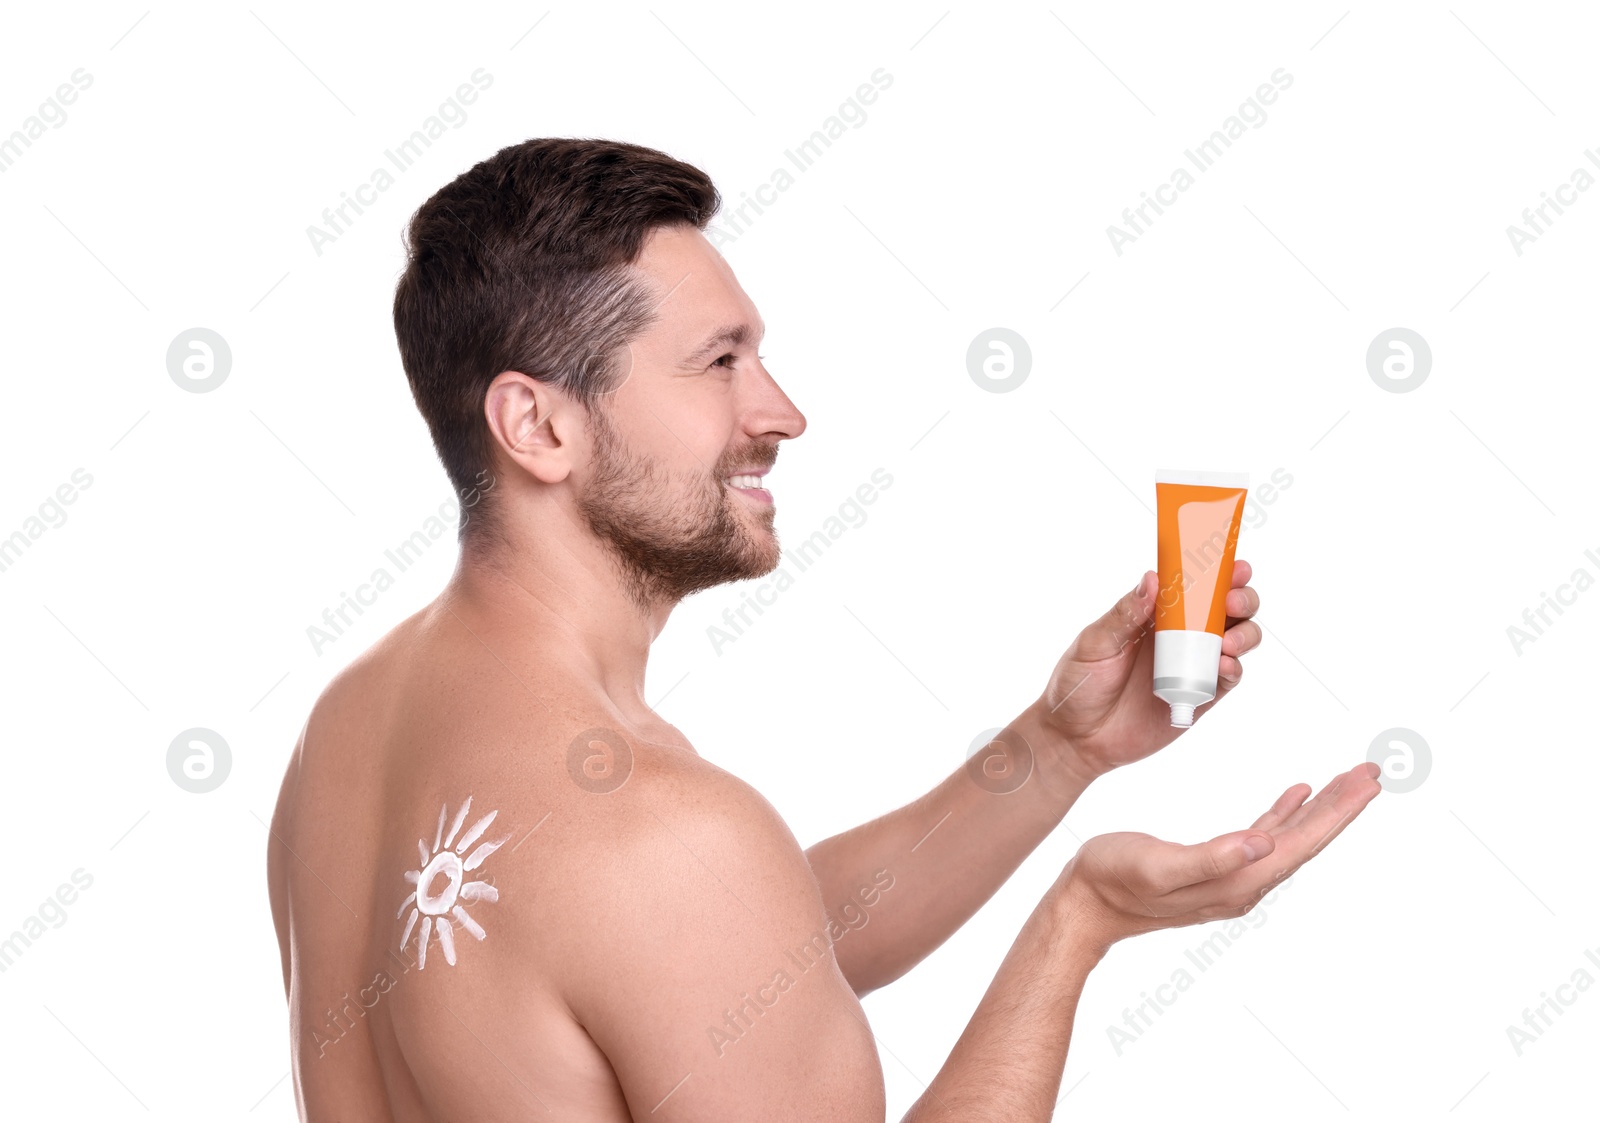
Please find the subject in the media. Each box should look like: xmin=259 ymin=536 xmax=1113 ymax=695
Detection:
xmin=744 ymin=532 xmax=782 ymax=577
xmin=754 ymin=545 xmax=782 ymax=575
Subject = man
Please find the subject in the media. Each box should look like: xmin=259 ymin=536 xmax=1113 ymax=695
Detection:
xmin=267 ymin=138 xmax=1381 ymax=1121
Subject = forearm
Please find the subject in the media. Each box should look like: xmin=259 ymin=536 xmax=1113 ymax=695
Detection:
xmin=805 ymin=700 xmax=1096 ymax=996
xmin=900 ymin=885 xmax=1103 ymax=1122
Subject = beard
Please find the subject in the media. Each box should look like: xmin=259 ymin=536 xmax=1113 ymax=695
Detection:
xmin=575 ymin=402 xmax=780 ymax=613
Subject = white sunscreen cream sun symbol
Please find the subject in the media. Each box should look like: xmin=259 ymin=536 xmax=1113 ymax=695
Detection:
xmin=398 ymin=796 xmax=510 ymax=969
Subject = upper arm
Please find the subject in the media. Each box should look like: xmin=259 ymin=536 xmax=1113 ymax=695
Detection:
xmin=266 ymin=727 xmax=305 ymax=998
xmin=556 ymin=761 xmax=886 ymax=1122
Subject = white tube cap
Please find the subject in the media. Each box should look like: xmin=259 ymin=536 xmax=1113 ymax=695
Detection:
xmin=1153 ymin=629 xmax=1223 ymax=728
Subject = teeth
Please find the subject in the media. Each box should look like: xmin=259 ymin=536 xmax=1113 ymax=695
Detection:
xmin=725 ymin=475 xmax=764 ymax=489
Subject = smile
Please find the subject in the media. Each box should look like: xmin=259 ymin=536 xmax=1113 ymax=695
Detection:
xmin=724 ymin=476 xmax=773 ymax=505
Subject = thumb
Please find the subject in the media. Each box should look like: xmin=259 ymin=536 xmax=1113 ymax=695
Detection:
xmin=1073 ymin=571 xmax=1157 ymax=661
xmin=1163 ymin=829 xmax=1274 ymax=890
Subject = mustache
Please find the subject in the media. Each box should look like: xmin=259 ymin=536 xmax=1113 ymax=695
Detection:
xmin=719 ymin=446 xmax=778 ymax=475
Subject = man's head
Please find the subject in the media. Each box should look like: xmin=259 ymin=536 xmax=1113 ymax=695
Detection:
xmin=393 ymin=138 xmax=805 ymax=611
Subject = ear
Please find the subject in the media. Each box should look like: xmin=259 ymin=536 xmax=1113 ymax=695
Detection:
xmin=484 ymin=370 xmax=575 ymax=485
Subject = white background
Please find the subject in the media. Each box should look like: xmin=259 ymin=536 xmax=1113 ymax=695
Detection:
xmin=1 ymin=2 xmax=1595 ymax=1119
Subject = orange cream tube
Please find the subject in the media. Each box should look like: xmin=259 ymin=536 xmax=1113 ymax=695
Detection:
xmin=1153 ymin=470 xmax=1250 ymax=727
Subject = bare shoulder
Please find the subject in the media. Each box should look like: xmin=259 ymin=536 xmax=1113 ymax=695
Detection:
xmin=522 ymin=740 xmax=886 ymax=1121
xmin=567 ymin=740 xmax=807 ymax=879
xmin=504 ymin=737 xmax=812 ymax=965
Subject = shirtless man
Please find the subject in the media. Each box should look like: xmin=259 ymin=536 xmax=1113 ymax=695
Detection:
xmin=267 ymin=138 xmax=1381 ymax=1121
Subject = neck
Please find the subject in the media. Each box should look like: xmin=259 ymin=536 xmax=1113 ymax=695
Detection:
xmin=439 ymin=517 xmax=675 ymax=725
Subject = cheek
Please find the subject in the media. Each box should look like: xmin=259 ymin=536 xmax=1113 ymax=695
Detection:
xmin=615 ymin=392 xmax=736 ymax=482
xmin=668 ymin=428 xmax=737 ymax=480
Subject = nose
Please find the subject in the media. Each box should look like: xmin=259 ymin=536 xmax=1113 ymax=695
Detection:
xmin=743 ymin=361 xmax=806 ymax=443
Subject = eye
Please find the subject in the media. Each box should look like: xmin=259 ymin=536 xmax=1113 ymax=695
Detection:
xmin=710 ymin=353 xmax=766 ymax=370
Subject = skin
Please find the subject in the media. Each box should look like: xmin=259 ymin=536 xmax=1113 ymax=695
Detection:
xmin=267 ymin=223 xmax=1381 ymax=1121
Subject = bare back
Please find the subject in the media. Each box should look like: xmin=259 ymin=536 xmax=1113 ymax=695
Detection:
xmin=267 ymin=598 xmax=884 ymax=1120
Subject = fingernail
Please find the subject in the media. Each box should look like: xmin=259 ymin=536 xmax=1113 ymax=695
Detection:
xmin=1242 ymin=836 xmax=1270 ymax=861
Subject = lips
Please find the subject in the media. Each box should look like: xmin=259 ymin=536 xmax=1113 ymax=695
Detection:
xmin=724 ymin=476 xmax=774 ymax=505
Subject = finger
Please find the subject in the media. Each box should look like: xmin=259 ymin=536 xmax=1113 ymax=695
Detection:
xmin=1215 ymin=654 xmax=1243 ymax=691
xmin=1073 ymin=571 xmax=1158 ymax=661
xmin=1152 ymin=829 xmax=1275 ymax=893
xmin=1230 ymin=558 xmax=1252 ymax=588
xmin=1221 ymin=619 xmax=1262 ymax=659
xmin=1204 ymin=654 xmax=1244 ymax=709
xmin=1271 ymin=764 xmax=1382 ymax=860
xmin=1224 ymin=584 xmax=1260 ymax=620
xmin=1250 ymin=783 xmax=1312 ymax=831
xmin=1160 ymin=769 xmax=1379 ymax=914
xmin=1277 ymin=762 xmax=1376 ymax=833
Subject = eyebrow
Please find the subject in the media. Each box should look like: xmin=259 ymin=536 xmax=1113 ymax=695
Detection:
xmin=682 ymin=320 xmax=766 ymax=367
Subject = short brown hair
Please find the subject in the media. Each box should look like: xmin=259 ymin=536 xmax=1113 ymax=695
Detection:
xmin=392 ymin=137 xmax=721 ymax=544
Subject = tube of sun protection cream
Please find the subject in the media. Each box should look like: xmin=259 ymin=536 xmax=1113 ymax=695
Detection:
xmin=1153 ymin=469 xmax=1250 ymax=728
